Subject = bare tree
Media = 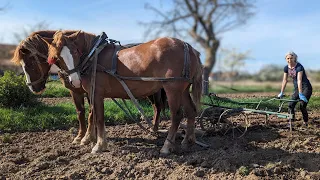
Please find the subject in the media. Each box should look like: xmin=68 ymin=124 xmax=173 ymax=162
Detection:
xmin=0 ymin=3 xmax=10 ymax=43
xmin=0 ymin=2 xmax=10 ymax=13
xmin=141 ymin=0 xmax=256 ymax=94
xmin=221 ymin=47 xmax=251 ymax=87
xmin=0 ymin=3 xmax=9 ymax=12
xmin=13 ymin=21 xmax=50 ymax=43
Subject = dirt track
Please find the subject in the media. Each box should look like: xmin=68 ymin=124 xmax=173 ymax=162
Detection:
xmin=1 ymin=93 xmax=320 ymax=179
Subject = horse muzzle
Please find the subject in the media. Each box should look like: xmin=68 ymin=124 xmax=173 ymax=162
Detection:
xmin=68 ymin=72 xmax=82 ymax=88
xmin=71 ymin=79 xmax=81 ymax=88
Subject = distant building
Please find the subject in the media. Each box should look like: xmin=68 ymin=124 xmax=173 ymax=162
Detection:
xmin=0 ymin=43 xmax=60 ymax=77
xmin=0 ymin=43 xmax=23 ymax=74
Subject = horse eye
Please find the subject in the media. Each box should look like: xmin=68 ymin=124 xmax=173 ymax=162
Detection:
xmin=73 ymin=50 xmax=79 ymax=55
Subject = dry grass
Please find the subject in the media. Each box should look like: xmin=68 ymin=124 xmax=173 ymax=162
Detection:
xmin=212 ymin=80 xmax=320 ymax=89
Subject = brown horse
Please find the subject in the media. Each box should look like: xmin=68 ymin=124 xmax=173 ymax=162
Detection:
xmin=45 ymin=30 xmax=203 ymax=154
xmin=11 ymin=30 xmax=166 ymax=146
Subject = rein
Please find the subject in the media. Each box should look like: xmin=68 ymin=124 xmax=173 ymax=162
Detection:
xmin=88 ymin=41 xmax=157 ymax=135
xmin=59 ymin=32 xmax=192 ymax=134
xmin=59 ymin=32 xmax=108 ymax=76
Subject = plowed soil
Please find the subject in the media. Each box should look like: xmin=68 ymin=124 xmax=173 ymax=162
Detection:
xmin=1 ymin=93 xmax=319 ymax=179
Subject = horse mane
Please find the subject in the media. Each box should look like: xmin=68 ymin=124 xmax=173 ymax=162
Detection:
xmin=11 ymin=31 xmax=53 ymax=65
xmin=52 ymin=30 xmax=65 ymax=48
xmin=12 ymin=43 xmax=25 ymax=65
xmin=50 ymin=30 xmax=96 ymax=55
xmin=80 ymin=31 xmax=96 ymax=53
xmin=30 ymin=30 xmax=57 ymax=38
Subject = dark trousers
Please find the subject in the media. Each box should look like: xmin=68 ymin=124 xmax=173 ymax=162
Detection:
xmin=288 ymin=85 xmax=312 ymax=122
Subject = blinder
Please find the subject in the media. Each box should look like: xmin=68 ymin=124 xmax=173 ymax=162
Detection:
xmin=25 ymin=52 xmax=49 ymax=86
xmin=58 ymin=32 xmax=109 ymax=77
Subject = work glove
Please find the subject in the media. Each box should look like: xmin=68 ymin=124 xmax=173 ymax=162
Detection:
xmin=277 ymin=92 xmax=284 ymax=98
xmin=299 ymin=93 xmax=308 ymax=103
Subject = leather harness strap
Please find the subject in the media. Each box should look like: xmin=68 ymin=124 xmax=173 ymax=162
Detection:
xmin=106 ymin=42 xmax=192 ymax=82
xmin=61 ymin=32 xmax=108 ymax=76
xmin=62 ymin=33 xmax=193 ymax=134
xmin=62 ymin=34 xmax=192 ymax=83
xmin=110 ymin=45 xmax=120 ymax=74
xmin=22 ymin=41 xmax=49 ymax=86
xmin=88 ymin=41 xmax=109 ymax=133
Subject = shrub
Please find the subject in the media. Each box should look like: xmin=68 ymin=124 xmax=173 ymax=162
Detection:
xmin=0 ymin=70 xmax=38 ymax=108
xmin=41 ymin=81 xmax=71 ymax=98
xmin=254 ymin=64 xmax=283 ymax=82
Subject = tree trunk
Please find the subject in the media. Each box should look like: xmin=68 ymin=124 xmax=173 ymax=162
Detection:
xmin=202 ymin=66 xmax=210 ymax=95
xmin=202 ymin=46 xmax=218 ymax=95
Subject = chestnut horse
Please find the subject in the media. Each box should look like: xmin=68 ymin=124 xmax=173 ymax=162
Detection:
xmin=45 ymin=30 xmax=203 ymax=154
xmin=11 ymin=30 xmax=166 ymax=145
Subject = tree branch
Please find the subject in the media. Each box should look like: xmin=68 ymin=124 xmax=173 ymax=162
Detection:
xmin=141 ymin=0 xmax=256 ymax=74
xmin=0 ymin=2 xmax=10 ymax=13
xmin=189 ymin=29 xmax=208 ymax=48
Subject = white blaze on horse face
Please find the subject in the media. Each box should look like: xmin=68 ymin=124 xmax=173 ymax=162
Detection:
xmin=60 ymin=46 xmax=81 ymax=88
xmin=20 ymin=60 xmax=33 ymax=91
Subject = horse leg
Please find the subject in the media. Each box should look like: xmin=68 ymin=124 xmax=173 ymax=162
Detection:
xmin=80 ymin=105 xmax=96 ymax=145
xmin=70 ymin=91 xmax=86 ymax=144
xmin=91 ymin=95 xmax=107 ymax=153
xmin=80 ymin=95 xmax=97 ymax=145
xmin=180 ymin=88 xmax=197 ymax=149
xmin=148 ymin=90 xmax=162 ymax=132
xmin=160 ymin=88 xmax=183 ymax=155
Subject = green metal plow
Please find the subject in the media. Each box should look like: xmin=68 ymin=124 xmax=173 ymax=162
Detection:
xmin=197 ymin=93 xmax=300 ymax=138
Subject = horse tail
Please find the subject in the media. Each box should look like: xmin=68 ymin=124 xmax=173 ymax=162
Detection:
xmin=190 ymin=46 xmax=203 ymax=112
xmin=160 ymin=88 xmax=167 ymax=112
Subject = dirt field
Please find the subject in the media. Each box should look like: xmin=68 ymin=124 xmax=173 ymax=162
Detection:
xmin=1 ymin=93 xmax=320 ymax=179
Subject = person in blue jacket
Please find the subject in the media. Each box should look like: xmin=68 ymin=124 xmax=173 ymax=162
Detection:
xmin=277 ymin=51 xmax=312 ymax=127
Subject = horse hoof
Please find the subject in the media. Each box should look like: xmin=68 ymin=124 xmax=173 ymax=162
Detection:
xmin=91 ymin=143 xmax=106 ymax=153
xmin=181 ymin=136 xmax=195 ymax=148
xmin=160 ymin=140 xmax=175 ymax=155
xmin=72 ymin=137 xmax=82 ymax=144
xmin=181 ymin=142 xmax=192 ymax=150
xmin=160 ymin=147 xmax=170 ymax=156
xmin=80 ymin=137 xmax=91 ymax=145
xmin=91 ymin=148 xmax=101 ymax=154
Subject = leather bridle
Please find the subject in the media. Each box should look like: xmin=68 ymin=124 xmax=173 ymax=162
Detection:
xmin=24 ymin=50 xmax=49 ymax=86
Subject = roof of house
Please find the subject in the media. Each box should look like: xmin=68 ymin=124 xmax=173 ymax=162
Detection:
xmin=0 ymin=43 xmax=19 ymax=72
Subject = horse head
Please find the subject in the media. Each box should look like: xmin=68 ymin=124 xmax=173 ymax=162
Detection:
xmin=11 ymin=33 xmax=52 ymax=94
xmin=44 ymin=30 xmax=84 ymax=88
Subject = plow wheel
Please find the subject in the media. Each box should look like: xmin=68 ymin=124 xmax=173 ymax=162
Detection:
xmin=217 ymin=109 xmax=250 ymax=138
xmin=197 ymin=106 xmax=225 ymax=133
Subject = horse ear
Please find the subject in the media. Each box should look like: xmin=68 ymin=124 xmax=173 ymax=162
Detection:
xmin=41 ymin=37 xmax=54 ymax=46
xmin=66 ymin=30 xmax=81 ymax=41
